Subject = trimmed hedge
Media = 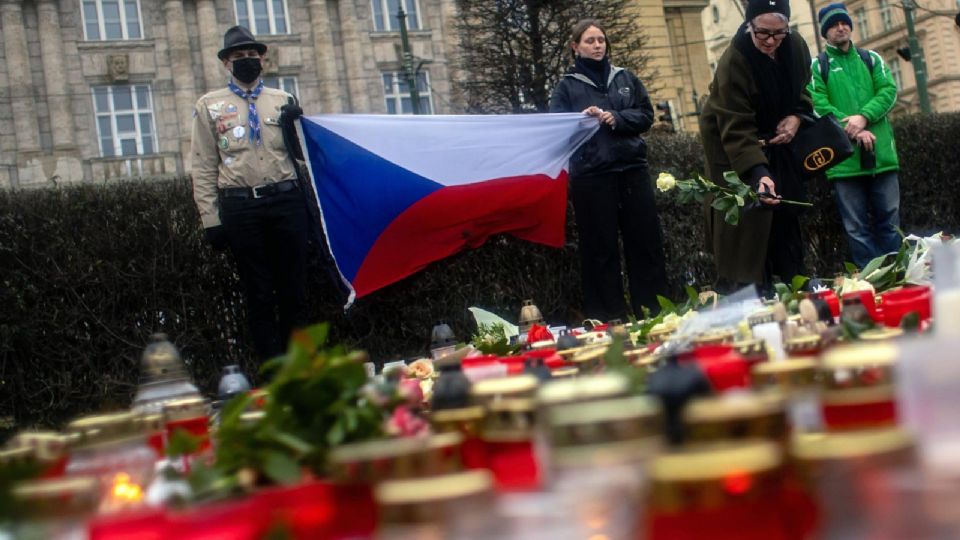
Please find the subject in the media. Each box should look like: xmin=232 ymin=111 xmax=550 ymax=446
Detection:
xmin=1 ymin=113 xmax=957 ymax=431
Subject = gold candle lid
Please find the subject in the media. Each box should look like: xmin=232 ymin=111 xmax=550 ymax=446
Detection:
xmin=329 ymin=432 xmax=464 ymax=482
xmin=648 ymin=442 xmax=783 ymax=512
xmin=571 ymin=346 xmax=607 ymax=367
xmin=482 ymin=398 xmax=536 ymax=442
xmin=537 ymin=373 xmax=630 ymax=409
xmin=550 ymin=366 xmax=579 ymax=379
xmin=733 ymin=339 xmax=767 ymax=357
xmin=821 ymin=342 xmax=897 ymax=369
xmin=693 ymin=328 xmax=737 ymax=346
xmin=162 ymin=397 xmax=210 ymax=422
xmin=683 ymin=393 xmax=787 ymax=444
xmin=375 ymin=469 xmax=493 ymax=524
xmin=547 ymin=396 xmax=662 ymax=467
xmin=471 ymin=375 xmax=538 ymax=403
xmin=430 ymin=406 xmax=485 ymax=437
xmin=8 ymin=431 xmax=70 ymax=462
xmin=784 ymin=334 xmax=822 ymax=354
xmin=67 ymin=412 xmax=145 ymax=448
xmin=12 ymin=476 xmax=100 ymax=517
xmin=751 ymin=358 xmax=817 ymax=390
xmin=647 ymin=325 xmax=677 ymax=343
xmin=791 ymin=426 xmax=912 ymax=461
xmin=650 ymin=441 xmax=782 ymax=481
xmin=748 ymin=308 xmax=776 ymax=327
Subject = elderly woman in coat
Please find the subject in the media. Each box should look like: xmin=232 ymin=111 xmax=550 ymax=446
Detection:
xmin=699 ymin=0 xmax=814 ymax=290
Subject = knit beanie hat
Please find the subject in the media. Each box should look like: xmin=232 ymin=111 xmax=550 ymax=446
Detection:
xmin=745 ymin=0 xmax=791 ymax=22
xmin=819 ymin=3 xmax=853 ymax=37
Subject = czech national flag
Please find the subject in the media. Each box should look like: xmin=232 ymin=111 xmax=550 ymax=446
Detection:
xmin=298 ymin=113 xmax=599 ymax=307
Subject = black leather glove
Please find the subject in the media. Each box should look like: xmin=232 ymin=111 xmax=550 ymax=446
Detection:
xmin=279 ymin=102 xmax=303 ymax=128
xmin=204 ymin=225 xmax=230 ymax=252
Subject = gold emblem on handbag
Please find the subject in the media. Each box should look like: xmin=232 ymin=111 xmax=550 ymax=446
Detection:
xmin=790 ymin=114 xmax=854 ymax=177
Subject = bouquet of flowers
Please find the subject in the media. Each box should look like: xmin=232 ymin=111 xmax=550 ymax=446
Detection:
xmin=656 ymin=171 xmax=812 ymax=226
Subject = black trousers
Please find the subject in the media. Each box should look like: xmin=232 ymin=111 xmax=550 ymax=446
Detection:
xmin=764 ymin=208 xmax=805 ymax=291
xmin=219 ymin=188 xmax=309 ymax=361
xmin=570 ymin=166 xmax=669 ymax=322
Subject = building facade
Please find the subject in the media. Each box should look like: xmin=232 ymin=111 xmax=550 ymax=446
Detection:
xmin=701 ymin=0 xmax=822 ymax=69
xmin=0 ymin=0 xmax=719 ymax=188
xmin=812 ymin=0 xmax=960 ymax=114
xmin=0 ymin=0 xmax=461 ymax=188
xmin=635 ymin=0 xmax=715 ymax=132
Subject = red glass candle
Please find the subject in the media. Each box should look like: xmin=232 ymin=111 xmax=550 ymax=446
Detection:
xmin=880 ymin=285 xmax=931 ymax=327
xmin=815 ymin=289 xmax=841 ymax=319
xmin=842 ymin=290 xmax=879 ymax=321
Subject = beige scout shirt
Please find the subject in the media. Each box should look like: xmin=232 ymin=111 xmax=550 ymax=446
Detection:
xmin=191 ymin=85 xmax=297 ymax=228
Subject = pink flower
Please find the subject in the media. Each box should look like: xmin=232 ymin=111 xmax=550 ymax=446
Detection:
xmin=384 ymin=406 xmax=430 ymax=437
xmin=398 ymin=378 xmax=424 ymax=406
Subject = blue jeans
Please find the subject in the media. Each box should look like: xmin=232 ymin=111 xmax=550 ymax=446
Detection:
xmin=832 ymin=171 xmax=901 ymax=268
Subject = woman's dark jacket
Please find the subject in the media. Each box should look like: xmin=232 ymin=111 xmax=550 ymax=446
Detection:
xmin=699 ymin=28 xmax=814 ymax=284
xmin=549 ymin=65 xmax=654 ymax=178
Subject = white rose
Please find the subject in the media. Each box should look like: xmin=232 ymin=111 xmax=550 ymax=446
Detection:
xmin=656 ymin=172 xmax=677 ymax=192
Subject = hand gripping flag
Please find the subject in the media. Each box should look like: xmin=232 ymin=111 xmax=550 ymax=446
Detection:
xmin=298 ymin=113 xmax=599 ymax=308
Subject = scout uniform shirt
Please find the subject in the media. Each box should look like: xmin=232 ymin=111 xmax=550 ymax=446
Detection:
xmin=191 ymin=85 xmax=297 ymax=228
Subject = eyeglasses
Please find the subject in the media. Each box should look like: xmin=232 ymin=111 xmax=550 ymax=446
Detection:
xmin=752 ymin=26 xmax=790 ymax=42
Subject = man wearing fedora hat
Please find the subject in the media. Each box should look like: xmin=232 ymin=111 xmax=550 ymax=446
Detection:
xmin=191 ymin=25 xmax=309 ymax=362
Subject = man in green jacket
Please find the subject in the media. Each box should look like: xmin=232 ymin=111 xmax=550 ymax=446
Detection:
xmin=809 ymin=3 xmax=901 ymax=268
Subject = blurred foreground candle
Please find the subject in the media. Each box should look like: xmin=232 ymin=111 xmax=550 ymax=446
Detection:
xmin=65 ymin=412 xmax=155 ymax=513
xmin=751 ymin=359 xmax=823 ymax=433
xmin=10 ymin=476 xmax=99 ymax=540
xmin=819 ymin=343 xmax=898 ymax=431
xmin=933 ymin=242 xmax=960 ymax=337
xmin=645 ymin=442 xmax=793 ymax=540
xmin=375 ymin=469 xmax=497 ymax=540
xmin=790 ymin=427 xmax=956 ymax=539
xmin=682 ymin=392 xmax=787 ymax=446
xmin=544 ymin=396 xmax=662 ymax=540
xmin=481 ymin=398 xmax=541 ymax=491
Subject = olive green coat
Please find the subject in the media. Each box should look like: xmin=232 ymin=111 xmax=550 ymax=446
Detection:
xmin=698 ymin=32 xmax=813 ymax=284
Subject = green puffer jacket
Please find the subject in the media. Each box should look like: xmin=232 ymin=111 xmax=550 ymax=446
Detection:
xmin=808 ymin=43 xmax=899 ymax=179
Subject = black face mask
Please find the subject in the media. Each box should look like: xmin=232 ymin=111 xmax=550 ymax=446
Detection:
xmin=231 ymin=57 xmax=262 ymax=84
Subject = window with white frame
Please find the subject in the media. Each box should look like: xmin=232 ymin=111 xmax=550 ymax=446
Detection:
xmin=888 ymin=57 xmax=903 ymax=91
xmin=879 ymin=0 xmax=892 ymax=31
xmin=854 ymin=7 xmax=870 ymax=38
xmin=81 ymin=0 xmax=143 ymax=40
xmin=262 ymin=76 xmax=299 ymax=99
xmin=92 ymin=85 xmax=157 ymax=157
xmin=235 ymin=0 xmax=289 ymax=35
xmin=372 ymin=0 xmax=421 ymax=32
xmin=382 ymin=71 xmax=433 ymax=114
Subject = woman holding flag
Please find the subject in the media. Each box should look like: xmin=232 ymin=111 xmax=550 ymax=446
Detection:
xmin=549 ymin=19 xmax=668 ymax=322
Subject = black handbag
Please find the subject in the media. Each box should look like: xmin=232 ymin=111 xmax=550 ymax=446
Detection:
xmin=789 ymin=114 xmax=854 ymax=177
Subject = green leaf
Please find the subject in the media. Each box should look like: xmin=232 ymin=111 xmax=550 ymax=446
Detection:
xmin=844 ymin=262 xmax=859 ymax=274
xmin=722 ymin=170 xmax=744 ymax=186
xmin=734 ymin=194 xmax=745 ymax=207
xmin=270 ymin=431 xmax=315 ymax=456
xmin=326 ymin=417 xmax=346 ymax=446
xmin=724 ymin=207 xmax=740 ymax=225
xmin=656 ymin=295 xmax=677 ymax=313
xmin=263 ymin=451 xmax=301 ymax=485
xmin=790 ymin=275 xmax=810 ymax=292
xmin=685 ymin=285 xmax=698 ymax=305
xmin=774 ymin=282 xmax=790 ymax=299
xmin=167 ymin=428 xmax=203 ymax=458
xmin=860 ymin=255 xmax=887 ymax=279
xmin=711 ymin=196 xmax=733 ymax=211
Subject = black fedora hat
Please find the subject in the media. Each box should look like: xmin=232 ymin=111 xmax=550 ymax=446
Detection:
xmin=217 ymin=25 xmax=267 ymax=60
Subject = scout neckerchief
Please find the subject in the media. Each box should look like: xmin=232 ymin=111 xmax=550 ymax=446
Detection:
xmin=228 ymin=79 xmax=264 ymax=145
